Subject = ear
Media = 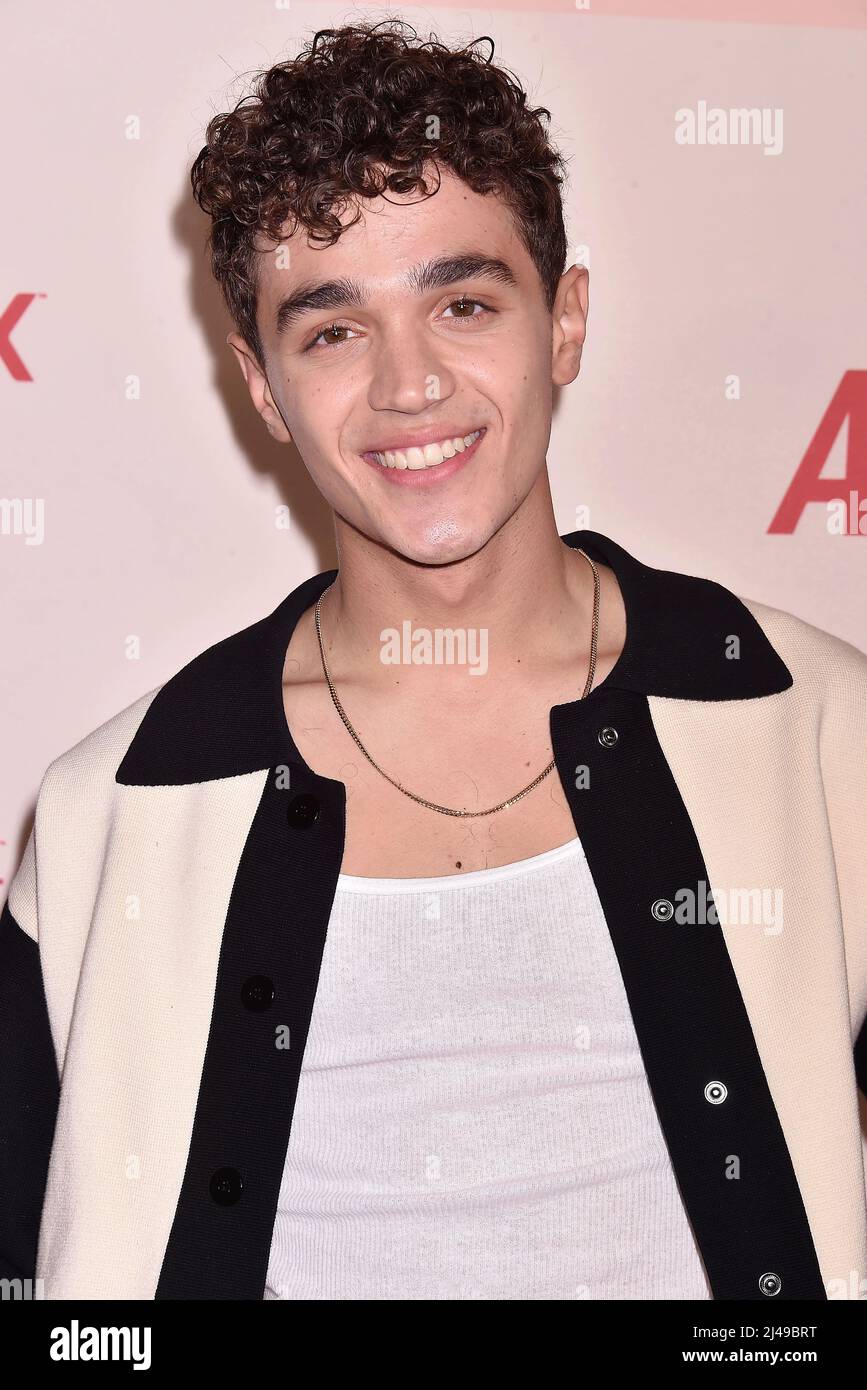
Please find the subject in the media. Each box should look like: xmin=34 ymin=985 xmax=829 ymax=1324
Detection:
xmin=226 ymin=332 xmax=293 ymax=443
xmin=551 ymin=265 xmax=589 ymax=387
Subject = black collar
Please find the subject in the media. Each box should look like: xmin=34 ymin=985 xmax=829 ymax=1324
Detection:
xmin=117 ymin=529 xmax=792 ymax=787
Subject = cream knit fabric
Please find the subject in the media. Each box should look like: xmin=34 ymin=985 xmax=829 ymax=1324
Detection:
xmin=264 ymin=835 xmax=712 ymax=1300
xmin=10 ymin=584 xmax=865 ymax=1299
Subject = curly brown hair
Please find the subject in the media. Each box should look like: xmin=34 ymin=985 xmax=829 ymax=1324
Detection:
xmin=190 ymin=18 xmax=569 ymax=368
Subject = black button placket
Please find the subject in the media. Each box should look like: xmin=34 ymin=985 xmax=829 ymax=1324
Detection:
xmin=155 ymin=763 xmax=346 ymax=1300
xmin=550 ymin=688 xmax=826 ymax=1301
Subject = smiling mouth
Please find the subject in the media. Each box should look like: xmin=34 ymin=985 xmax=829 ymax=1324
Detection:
xmin=364 ymin=428 xmax=485 ymax=471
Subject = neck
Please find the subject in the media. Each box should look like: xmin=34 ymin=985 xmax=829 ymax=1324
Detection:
xmin=315 ymin=474 xmax=601 ymax=696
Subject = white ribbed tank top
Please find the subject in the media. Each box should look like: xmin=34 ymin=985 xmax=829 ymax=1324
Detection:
xmin=264 ymin=834 xmax=712 ymax=1300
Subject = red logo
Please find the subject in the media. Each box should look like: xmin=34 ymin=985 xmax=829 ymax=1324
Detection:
xmin=0 ymin=293 xmax=45 ymax=382
xmin=769 ymin=371 xmax=867 ymax=534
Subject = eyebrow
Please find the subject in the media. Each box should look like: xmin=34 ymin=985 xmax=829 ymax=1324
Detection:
xmin=273 ymin=253 xmax=518 ymax=335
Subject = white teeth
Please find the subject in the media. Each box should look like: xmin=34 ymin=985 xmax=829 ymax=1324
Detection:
xmin=370 ymin=429 xmax=482 ymax=470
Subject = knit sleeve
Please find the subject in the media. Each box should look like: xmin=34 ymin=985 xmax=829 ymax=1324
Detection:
xmin=855 ymin=1017 xmax=867 ymax=1098
xmin=0 ymin=824 xmax=60 ymax=1286
xmin=816 ymin=632 xmax=867 ymax=1100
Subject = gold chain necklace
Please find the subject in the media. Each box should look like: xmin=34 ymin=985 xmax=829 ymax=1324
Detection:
xmin=314 ymin=548 xmax=600 ymax=818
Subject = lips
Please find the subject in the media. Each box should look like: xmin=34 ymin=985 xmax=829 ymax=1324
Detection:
xmin=363 ymin=428 xmax=484 ymax=471
xmin=359 ymin=427 xmax=486 ymax=487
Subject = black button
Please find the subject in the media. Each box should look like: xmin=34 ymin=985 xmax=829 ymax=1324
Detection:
xmin=287 ymin=792 xmax=320 ymax=829
xmin=597 ymin=727 xmax=619 ymax=747
xmin=209 ymin=1167 xmax=243 ymax=1206
xmin=241 ymin=975 xmax=275 ymax=1011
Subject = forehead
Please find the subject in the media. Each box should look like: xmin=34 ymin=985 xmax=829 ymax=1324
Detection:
xmin=254 ymin=165 xmax=532 ymax=309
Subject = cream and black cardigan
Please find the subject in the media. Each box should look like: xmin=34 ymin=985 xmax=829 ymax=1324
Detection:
xmin=2 ymin=529 xmax=866 ymax=1300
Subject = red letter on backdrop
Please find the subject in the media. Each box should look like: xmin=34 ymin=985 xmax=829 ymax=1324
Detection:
xmin=768 ymin=371 xmax=867 ymax=534
xmin=0 ymin=293 xmax=39 ymax=382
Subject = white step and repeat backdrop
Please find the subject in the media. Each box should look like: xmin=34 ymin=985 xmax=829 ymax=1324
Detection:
xmin=2 ymin=0 xmax=866 ymax=887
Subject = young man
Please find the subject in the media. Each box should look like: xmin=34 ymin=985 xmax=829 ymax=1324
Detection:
xmin=2 ymin=20 xmax=866 ymax=1302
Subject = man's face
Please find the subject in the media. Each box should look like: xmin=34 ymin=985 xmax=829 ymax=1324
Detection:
xmin=230 ymin=165 xmax=586 ymax=566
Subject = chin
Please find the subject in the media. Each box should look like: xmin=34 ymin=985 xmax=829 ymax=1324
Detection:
xmin=385 ymin=520 xmax=494 ymax=569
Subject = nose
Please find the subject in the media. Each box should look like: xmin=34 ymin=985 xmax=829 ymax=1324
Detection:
xmin=366 ymin=327 xmax=456 ymax=414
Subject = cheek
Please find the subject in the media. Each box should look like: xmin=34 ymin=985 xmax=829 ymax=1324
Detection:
xmin=282 ymin=381 xmax=351 ymax=458
xmin=471 ymin=323 xmax=549 ymax=397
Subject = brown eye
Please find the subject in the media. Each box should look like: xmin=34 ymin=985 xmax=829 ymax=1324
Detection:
xmin=442 ymin=296 xmax=491 ymax=321
xmin=304 ymin=321 xmax=356 ymax=351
